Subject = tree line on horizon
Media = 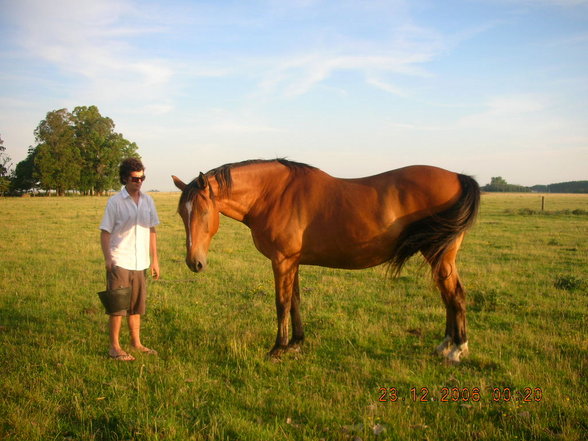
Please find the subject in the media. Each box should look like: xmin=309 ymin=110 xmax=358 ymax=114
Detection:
xmin=482 ymin=176 xmax=588 ymax=194
xmin=0 ymin=105 xmax=139 ymax=196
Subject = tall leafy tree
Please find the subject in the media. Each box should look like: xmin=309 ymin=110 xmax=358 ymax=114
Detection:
xmin=29 ymin=106 xmax=139 ymax=195
xmin=107 ymin=133 xmax=140 ymax=189
xmin=72 ymin=106 xmax=115 ymax=195
xmin=34 ymin=109 xmax=81 ymax=196
xmin=11 ymin=146 xmax=38 ymax=193
xmin=72 ymin=105 xmax=139 ymax=195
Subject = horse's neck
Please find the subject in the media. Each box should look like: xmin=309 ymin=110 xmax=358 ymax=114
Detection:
xmin=214 ymin=190 xmax=250 ymax=222
xmin=212 ymin=165 xmax=283 ymax=222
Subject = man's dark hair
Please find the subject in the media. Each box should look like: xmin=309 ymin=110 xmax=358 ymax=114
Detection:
xmin=119 ymin=157 xmax=144 ymax=184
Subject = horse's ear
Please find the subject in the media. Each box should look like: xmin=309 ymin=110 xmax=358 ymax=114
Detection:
xmin=197 ymin=172 xmax=208 ymax=189
xmin=172 ymin=175 xmax=186 ymax=191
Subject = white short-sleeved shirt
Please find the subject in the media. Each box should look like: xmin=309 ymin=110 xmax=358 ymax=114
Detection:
xmin=99 ymin=187 xmax=160 ymax=271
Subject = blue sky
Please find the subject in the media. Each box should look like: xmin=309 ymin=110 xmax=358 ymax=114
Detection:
xmin=1 ymin=0 xmax=587 ymax=191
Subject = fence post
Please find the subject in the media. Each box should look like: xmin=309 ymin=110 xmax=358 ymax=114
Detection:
xmin=541 ymin=196 xmax=545 ymax=212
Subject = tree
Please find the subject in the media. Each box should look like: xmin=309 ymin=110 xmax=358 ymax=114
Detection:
xmin=108 ymin=133 xmax=140 ymax=188
xmin=34 ymin=109 xmax=82 ymax=196
xmin=0 ymin=134 xmax=13 ymax=196
xmin=482 ymin=176 xmax=530 ymax=193
xmin=11 ymin=146 xmax=38 ymax=193
xmin=29 ymin=105 xmax=139 ymax=195
xmin=72 ymin=106 xmax=139 ymax=195
xmin=490 ymin=176 xmax=507 ymax=188
xmin=73 ymin=106 xmax=113 ymax=194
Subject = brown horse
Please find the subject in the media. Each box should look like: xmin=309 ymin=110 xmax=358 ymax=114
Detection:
xmin=172 ymin=159 xmax=480 ymax=362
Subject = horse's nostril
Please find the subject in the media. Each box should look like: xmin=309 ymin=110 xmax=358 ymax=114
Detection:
xmin=186 ymin=258 xmax=202 ymax=273
xmin=188 ymin=260 xmax=205 ymax=273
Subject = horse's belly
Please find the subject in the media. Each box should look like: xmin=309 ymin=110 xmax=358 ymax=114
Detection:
xmin=299 ymin=237 xmax=396 ymax=270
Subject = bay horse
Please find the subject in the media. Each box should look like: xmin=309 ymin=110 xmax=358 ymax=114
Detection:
xmin=172 ymin=159 xmax=480 ymax=362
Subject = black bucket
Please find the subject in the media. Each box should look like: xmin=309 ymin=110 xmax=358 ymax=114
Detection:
xmin=98 ymin=287 xmax=131 ymax=314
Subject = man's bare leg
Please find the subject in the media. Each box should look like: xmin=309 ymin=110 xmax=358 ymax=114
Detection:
xmin=128 ymin=314 xmax=157 ymax=354
xmin=109 ymin=315 xmax=135 ymax=361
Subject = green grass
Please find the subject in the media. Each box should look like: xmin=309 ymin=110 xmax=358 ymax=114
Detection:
xmin=0 ymin=192 xmax=587 ymax=440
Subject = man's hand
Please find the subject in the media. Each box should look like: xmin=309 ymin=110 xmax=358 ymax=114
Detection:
xmin=149 ymin=227 xmax=159 ymax=280
xmin=105 ymin=257 xmax=115 ymax=272
xmin=150 ymin=261 xmax=160 ymax=280
xmin=101 ymin=230 xmax=114 ymax=272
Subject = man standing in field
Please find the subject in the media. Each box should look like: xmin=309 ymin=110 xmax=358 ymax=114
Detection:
xmin=99 ymin=158 xmax=160 ymax=361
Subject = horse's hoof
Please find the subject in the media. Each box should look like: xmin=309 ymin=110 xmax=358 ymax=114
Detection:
xmin=447 ymin=347 xmax=462 ymax=363
xmin=436 ymin=337 xmax=453 ymax=357
xmin=268 ymin=346 xmax=287 ymax=360
xmin=446 ymin=342 xmax=468 ymax=363
xmin=287 ymin=338 xmax=304 ymax=353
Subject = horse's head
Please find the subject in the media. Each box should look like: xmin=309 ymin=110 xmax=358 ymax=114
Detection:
xmin=172 ymin=173 xmax=220 ymax=273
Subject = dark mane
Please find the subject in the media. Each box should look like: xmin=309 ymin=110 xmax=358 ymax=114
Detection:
xmin=179 ymin=159 xmax=314 ymax=206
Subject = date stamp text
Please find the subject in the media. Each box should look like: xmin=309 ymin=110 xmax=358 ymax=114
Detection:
xmin=378 ymin=387 xmax=543 ymax=403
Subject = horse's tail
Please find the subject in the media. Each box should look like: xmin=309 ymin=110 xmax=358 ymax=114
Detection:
xmin=388 ymin=174 xmax=480 ymax=277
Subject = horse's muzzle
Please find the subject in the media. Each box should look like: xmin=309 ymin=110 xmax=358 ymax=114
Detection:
xmin=186 ymin=258 xmax=206 ymax=273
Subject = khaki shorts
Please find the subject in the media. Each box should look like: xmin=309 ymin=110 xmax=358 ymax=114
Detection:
xmin=107 ymin=266 xmax=147 ymax=316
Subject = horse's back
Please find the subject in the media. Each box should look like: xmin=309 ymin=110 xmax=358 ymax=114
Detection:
xmin=287 ymin=165 xmax=463 ymax=268
xmin=369 ymin=165 xmax=462 ymax=215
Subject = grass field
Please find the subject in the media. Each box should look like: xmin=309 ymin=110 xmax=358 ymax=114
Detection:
xmin=0 ymin=192 xmax=587 ymax=440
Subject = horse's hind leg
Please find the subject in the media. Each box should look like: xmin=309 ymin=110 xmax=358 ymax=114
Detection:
xmin=431 ymin=234 xmax=469 ymax=362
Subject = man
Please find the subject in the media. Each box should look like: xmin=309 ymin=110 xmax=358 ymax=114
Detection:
xmin=99 ymin=157 xmax=160 ymax=361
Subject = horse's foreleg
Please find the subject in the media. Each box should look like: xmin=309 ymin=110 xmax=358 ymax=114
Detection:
xmin=288 ymin=269 xmax=305 ymax=351
xmin=269 ymin=259 xmax=299 ymax=359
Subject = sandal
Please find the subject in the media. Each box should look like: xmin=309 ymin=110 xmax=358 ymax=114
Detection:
xmin=133 ymin=346 xmax=158 ymax=355
xmin=109 ymin=351 xmax=135 ymax=361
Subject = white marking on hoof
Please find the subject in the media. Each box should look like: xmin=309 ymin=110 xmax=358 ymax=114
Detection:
xmin=436 ymin=337 xmax=453 ymax=357
xmin=447 ymin=342 xmax=468 ymax=363
xmin=447 ymin=347 xmax=462 ymax=363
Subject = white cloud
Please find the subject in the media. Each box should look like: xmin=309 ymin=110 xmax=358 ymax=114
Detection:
xmin=252 ymin=5 xmax=443 ymax=98
xmin=4 ymin=0 xmax=174 ymax=104
xmin=457 ymin=94 xmax=549 ymax=128
xmin=143 ymin=103 xmax=174 ymax=115
xmin=366 ymin=78 xmax=408 ymax=97
xmin=209 ymin=120 xmax=283 ymax=134
xmin=486 ymin=95 xmax=546 ymax=114
xmin=4 ymin=0 xmax=445 ymax=105
xmin=259 ymin=49 xmax=437 ymax=97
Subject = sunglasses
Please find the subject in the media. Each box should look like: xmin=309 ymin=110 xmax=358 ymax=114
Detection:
xmin=129 ymin=175 xmax=146 ymax=183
